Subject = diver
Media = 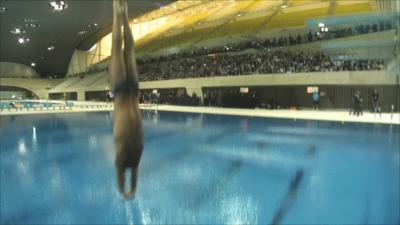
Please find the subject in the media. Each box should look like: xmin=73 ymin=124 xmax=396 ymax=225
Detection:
xmin=110 ymin=0 xmax=144 ymax=200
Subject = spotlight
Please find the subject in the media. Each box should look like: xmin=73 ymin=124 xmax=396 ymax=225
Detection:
xmin=10 ymin=28 xmax=22 ymax=34
xmin=49 ymin=0 xmax=68 ymax=11
xmin=24 ymin=19 xmax=37 ymax=23
xmin=49 ymin=1 xmax=57 ymax=7
xmin=31 ymin=62 xmax=36 ymax=67
xmin=318 ymin=23 xmax=329 ymax=33
xmin=26 ymin=23 xmax=40 ymax=28
xmin=77 ymin=30 xmax=87 ymax=35
xmin=236 ymin=12 xmax=243 ymax=17
xmin=18 ymin=37 xmax=29 ymax=44
xmin=0 ymin=6 xmax=6 ymax=13
xmin=47 ymin=46 xmax=55 ymax=51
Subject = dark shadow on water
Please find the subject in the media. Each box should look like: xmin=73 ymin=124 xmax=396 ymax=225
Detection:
xmin=271 ymin=169 xmax=304 ymax=225
xmin=191 ymin=159 xmax=244 ymax=210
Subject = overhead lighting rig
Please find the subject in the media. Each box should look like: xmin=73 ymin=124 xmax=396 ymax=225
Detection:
xmin=319 ymin=22 xmax=329 ymax=33
xmin=17 ymin=37 xmax=30 ymax=44
xmin=78 ymin=30 xmax=88 ymax=35
xmin=49 ymin=0 xmax=68 ymax=11
xmin=10 ymin=28 xmax=23 ymax=34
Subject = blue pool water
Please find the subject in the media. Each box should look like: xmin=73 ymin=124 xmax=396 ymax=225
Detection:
xmin=1 ymin=111 xmax=399 ymax=224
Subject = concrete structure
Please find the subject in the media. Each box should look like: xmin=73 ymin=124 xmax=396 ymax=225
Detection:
xmin=0 ymin=62 xmax=41 ymax=78
xmin=0 ymin=78 xmax=62 ymax=99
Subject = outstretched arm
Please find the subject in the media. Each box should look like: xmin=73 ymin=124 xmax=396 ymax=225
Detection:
xmin=121 ymin=2 xmax=140 ymax=87
xmin=110 ymin=0 xmax=126 ymax=85
xmin=111 ymin=0 xmax=139 ymax=95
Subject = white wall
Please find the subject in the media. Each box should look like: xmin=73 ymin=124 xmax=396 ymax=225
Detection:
xmin=0 ymin=62 xmax=41 ymax=78
xmin=0 ymin=78 xmax=62 ymax=99
xmin=0 ymin=91 xmax=28 ymax=100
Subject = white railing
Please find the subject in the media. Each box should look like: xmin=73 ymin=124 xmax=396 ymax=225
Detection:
xmin=0 ymin=100 xmax=114 ymax=114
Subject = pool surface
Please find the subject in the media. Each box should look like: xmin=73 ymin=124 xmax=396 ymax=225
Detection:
xmin=1 ymin=111 xmax=399 ymax=224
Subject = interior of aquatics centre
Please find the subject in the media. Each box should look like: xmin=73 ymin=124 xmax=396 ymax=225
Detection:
xmin=0 ymin=0 xmax=399 ymax=224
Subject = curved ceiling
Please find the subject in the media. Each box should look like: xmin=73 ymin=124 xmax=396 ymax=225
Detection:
xmin=0 ymin=0 xmax=172 ymax=78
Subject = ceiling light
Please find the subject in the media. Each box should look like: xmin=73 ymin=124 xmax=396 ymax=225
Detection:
xmin=26 ymin=23 xmax=40 ymax=28
xmin=47 ymin=46 xmax=55 ymax=51
xmin=78 ymin=30 xmax=87 ymax=35
xmin=24 ymin=19 xmax=37 ymax=23
xmin=0 ymin=6 xmax=6 ymax=13
xmin=31 ymin=62 xmax=36 ymax=67
xmin=236 ymin=12 xmax=243 ymax=17
xmin=10 ymin=28 xmax=22 ymax=34
xmin=49 ymin=0 xmax=68 ymax=11
xmin=93 ymin=23 xmax=98 ymax=26
xmin=50 ymin=1 xmax=57 ymax=7
xmin=133 ymin=19 xmax=138 ymax=23
xmin=281 ymin=4 xmax=288 ymax=9
xmin=18 ymin=37 xmax=29 ymax=44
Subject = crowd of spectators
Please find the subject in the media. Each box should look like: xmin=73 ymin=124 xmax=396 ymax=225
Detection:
xmin=137 ymin=21 xmax=393 ymax=65
xmin=138 ymin=50 xmax=384 ymax=81
xmin=257 ymin=51 xmax=384 ymax=74
xmin=72 ymin=21 xmax=390 ymax=81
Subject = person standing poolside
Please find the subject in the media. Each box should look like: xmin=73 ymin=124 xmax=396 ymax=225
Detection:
xmin=372 ymin=89 xmax=381 ymax=118
xmin=353 ymin=91 xmax=363 ymax=116
xmin=312 ymin=91 xmax=320 ymax=110
xmin=110 ymin=0 xmax=144 ymax=200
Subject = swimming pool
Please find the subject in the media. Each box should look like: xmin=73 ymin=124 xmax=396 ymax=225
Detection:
xmin=1 ymin=111 xmax=399 ymax=224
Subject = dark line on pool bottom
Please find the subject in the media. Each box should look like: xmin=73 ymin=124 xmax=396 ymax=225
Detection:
xmin=270 ymin=169 xmax=304 ymax=225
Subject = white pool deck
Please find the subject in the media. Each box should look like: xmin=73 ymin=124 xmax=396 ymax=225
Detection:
xmin=0 ymin=101 xmax=399 ymax=125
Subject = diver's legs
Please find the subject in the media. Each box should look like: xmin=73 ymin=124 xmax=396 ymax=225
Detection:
xmin=117 ymin=166 xmax=126 ymax=194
